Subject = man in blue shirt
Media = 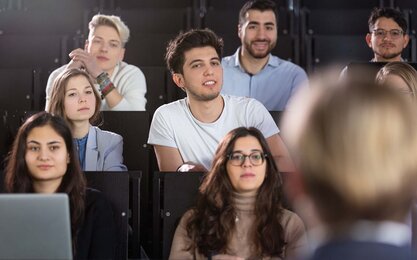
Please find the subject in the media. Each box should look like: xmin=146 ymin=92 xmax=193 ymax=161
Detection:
xmin=222 ymin=0 xmax=308 ymax=111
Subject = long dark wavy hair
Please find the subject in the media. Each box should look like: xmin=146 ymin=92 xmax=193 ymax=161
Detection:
xmin=186 ymin=127 xmax=286 ymax=257
xmin=4 ymin=111 xmax=86 ymax=251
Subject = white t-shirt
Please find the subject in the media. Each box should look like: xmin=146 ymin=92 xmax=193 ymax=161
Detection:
xmin=148 ymin=95 xmax=279 ymax=170
xmin=45 ymin=61 xmax=147 ymax=111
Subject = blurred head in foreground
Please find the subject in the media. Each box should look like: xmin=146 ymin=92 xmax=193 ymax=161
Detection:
xmin=290 ymin=81 xmax=417 ymax=234
xmin=376 ymin=61 xmax=417 ymax=101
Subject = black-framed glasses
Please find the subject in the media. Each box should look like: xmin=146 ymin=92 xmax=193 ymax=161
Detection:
xmin=372 ymin=29 xmax=404 ymax=39
xmin=227 ymin=151 xmax=267 ymax=166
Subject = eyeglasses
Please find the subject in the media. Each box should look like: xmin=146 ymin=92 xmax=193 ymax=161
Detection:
xmin=372 ymin=29 xmax=404 ymax=39
xmin=227 ymin=151 xmax=267 ymax=166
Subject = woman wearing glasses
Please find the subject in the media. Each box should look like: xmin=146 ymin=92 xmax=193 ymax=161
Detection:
xmin=376 ymin=62 xmax=417 ymax=101
xmin=169 ymin=127 xmax=307 ymax=260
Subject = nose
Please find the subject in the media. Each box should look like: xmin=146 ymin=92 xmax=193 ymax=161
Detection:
xmin=100 ymin=42 xmax=108 ymax=52
xmin=78 ymin=94 xmax=87 ymax=103
xmin=204 ymin=65 xmax=214 ymax=76
xmin=38 ymin=148 xmax=50 ymax=161
xmin=242 ymin=156 xmax=252 ymax=167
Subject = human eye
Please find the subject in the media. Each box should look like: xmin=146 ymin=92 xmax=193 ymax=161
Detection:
xmin=391 ymin=29 xmax=402 ymax=37
xmin=85 ymin=89 xmax=93 ymax=95
xmin=248 ymin=24 xmax=257 ymax=30
xmin=375 ymin=29 xmax=386 ymax=37
xmin=110 ymin=42 xmax=120 ymax=48
xmin=191 ymin=63 xmax=202 ymax=69
xmin=211 ymin=60 xmax=221 ymax=66
xmin=266 ymin=25 xmax=275 ymax=31
xmin=250 ymin=152 xmax=263 ymax=161
xmin=66 ymin=91 xmax=77 ymax=97
xmin=230 ymin=152 xmax=244 ymax=162
xmin=27 ymin=145 xmax=40 ymax=152
xmin=49 ymin=145 xmax=60 ymax=151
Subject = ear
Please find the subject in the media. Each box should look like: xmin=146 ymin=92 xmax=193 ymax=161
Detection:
xmin=365 ymin=33 xmax=372 ymax=48
xmin=172 ymin=73 xmax=185 ymax=89
xmin=238 ymin=24 xmax=243 ymax=39
xmin=84 ymin=40 xmax=89 ymax=50
xmin=67 ymin=154 xmax=70 ymax=164
xmin=403 ymin=34 xmax=410 ymax=48
xmin=119 ymin=48 xmax=126 ymax=62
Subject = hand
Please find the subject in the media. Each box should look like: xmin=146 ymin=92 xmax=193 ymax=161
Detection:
xmin=66 ymin=59 xmax=84 ymax=70
xmin=68 ymin=48 xmax=103 ymax=78
xmin=176 ymin=162 xmax=207 ymax=172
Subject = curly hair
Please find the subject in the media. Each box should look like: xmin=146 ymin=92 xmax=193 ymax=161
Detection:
xmin=185 ymin=127 xmax=286 ymax=257
xmin=4 ymin=112 xmax=86 ymax=253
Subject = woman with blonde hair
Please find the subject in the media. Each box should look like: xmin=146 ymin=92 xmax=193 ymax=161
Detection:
xmin=376 ymin=61 xmax=417 ymax=100
xmin=291 ymin=82 xmax=417 ymax=259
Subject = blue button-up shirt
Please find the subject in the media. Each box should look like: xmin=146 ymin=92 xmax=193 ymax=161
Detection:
xmin=222 ymin=48 xmax=308 ymax=111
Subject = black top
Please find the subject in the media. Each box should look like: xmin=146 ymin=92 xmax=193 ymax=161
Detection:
xmin=75 ymin=188 xmax=116 ymax=259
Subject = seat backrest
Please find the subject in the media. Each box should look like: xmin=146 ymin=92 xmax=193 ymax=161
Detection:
xmin=85 ymin=171 xmax=130 ymax=260
xmin=152 ymin=172 xmax=204 ymax=259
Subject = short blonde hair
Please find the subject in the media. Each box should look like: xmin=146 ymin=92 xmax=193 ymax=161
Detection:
xmin=376 ymin=61 xmax=417 ymax=100
xmin=89 ymin=14 xmax=130 ymax=46
xmin=295 ymin=82 xmax=417 ymax=230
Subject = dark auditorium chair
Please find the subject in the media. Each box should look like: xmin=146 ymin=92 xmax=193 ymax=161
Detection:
xmin=152 ymin=171 xmax=205 ymax=259
xmin=1 ymin=69 xmax=40 ymax=111
xmin=85 ymin=171 xmax=130 ymax=259
xmin=113 ymin=0 xmax=193 ymax=9
xmin=85 ymin=171 xmax=142 ymax=259
xmin=301 ymin=8 xmax=371 ymax=35
xmin=269 ymin=111 xmax=284 ymax=129
xmin=300 ymin=0 xmax=383 ymax=9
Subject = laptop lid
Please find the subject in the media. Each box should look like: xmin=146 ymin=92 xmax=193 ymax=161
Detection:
xmin=0 ymin=193 xmax=73 ymax=259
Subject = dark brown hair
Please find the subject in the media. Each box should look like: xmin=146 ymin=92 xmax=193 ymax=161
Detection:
xmin=165 ymin=28 xmax=223 ymax=74
xmin=368 ymin=7 xmax=407 ymax=33
xmin=4 ymin=111 xmax=86 ymax=251
xmin=185 ymin=127 xmax=286 ymax=257
xmin=239 ymin=0 xmax=277 ymax=25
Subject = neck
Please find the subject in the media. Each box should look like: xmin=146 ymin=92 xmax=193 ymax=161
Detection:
xmin=71 ymin=120 xmax=90 ymax=138
xmin=240 ymin=48 xmax=269 ymax=75
xmin=187 ymin=95 xmax=224 ymax=123
xmin=373 ymin=55 xmax=402 ymax=62
xmin=32 ymin=179 xmax=62 ymax=194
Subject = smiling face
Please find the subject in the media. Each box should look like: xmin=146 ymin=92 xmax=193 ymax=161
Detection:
xmin=86 ymin=25 xmax=125 ymax=74
xmin=226 ymin=135 xmax=267 ymax=194
xmin=238 ymin=9 xmax=277 ymax=59
xmin=64 ymin=75 xmax=96 ymax=123
xmin=25 ymin=125 xmax=69 ymax=191
xmin=366 ymin=17 xmax=409 ymax=61
xmin=173 ymin=46 xmax=223 ymax=102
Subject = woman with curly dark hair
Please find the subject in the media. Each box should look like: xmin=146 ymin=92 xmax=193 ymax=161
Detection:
xmin=4 ymin=111 xmax=116 ymax=259
xmin=169 ymin=127 xmax=307 ymax=259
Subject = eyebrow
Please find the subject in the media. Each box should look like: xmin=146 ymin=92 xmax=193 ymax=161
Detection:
xmin=93 ymin=36 xmax=121 ymax=44
xmin=65 ymin=85 xmax=93 ymax=93
xmin=188 ymin=57 xmax=220 ymax=66
xmin=247 ymin=21 xmax=276 ymax=26
xmin=232 ymin=149 xmax=263 ymax=153
xmin=27 ymin=140 xmax=62 ymax=145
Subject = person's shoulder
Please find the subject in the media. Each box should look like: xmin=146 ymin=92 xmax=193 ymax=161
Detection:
xmin=92 ymin=126 xmax=122 ymax=139
xmin=49 ymin=64 xmax=68 ymax=77
xmin=272 ymin=55 xmax=306 ymax=73
xmin=280 ymin=209 xmax=305 ymax=230
xmin=154 ymin=98 xmax=187 ymax=115
xmin=117 ymin=61 xmax=145 ymax=77
xmin=225 ymin=95 xmax=266 ymax=110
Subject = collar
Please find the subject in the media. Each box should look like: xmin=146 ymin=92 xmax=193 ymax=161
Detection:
xmin=231 ymin=47 xmax=280 ymax=71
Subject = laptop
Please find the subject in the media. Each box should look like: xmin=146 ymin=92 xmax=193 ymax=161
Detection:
xmin=0 ymin=194 xmax=73 ymax=259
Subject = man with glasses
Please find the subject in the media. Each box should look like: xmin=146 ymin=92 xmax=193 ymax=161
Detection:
xmin=366 ymin=7 xmax=409 ymax=62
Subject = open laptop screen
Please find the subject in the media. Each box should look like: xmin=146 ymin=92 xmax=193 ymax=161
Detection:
xmin=0 ymin=193 xmax=72 ymax=259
